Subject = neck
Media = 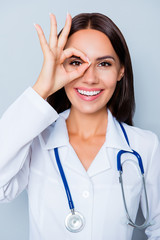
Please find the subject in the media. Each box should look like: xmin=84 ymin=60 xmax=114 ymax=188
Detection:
xmin=66 ymin=107 xmax=108 ymax=139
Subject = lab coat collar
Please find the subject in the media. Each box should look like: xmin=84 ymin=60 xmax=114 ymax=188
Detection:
xmin=40 ymin=109 xmax=70 ymax=149
xmin=41 ymin=108 xmax=132 ymax=153
xmin=104 ymin=110 xmax=132 ymax=152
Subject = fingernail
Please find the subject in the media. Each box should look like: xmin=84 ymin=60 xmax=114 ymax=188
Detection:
xmin=33 ymin=23 xmax=37 ymax=28
xmin=86 ymin=56 xmax=90 ymax=64
xmin=67 ymin=11 xmax=70 ymax=17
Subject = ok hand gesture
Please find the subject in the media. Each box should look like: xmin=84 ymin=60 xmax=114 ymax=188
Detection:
xmin=33 ymin=13 xmax=90 ymax=99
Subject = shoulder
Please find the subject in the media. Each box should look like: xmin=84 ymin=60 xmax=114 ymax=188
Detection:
xmin=121 ymin=122 xmax=159 ymax=156
xmin=119 ymin=123 xmax=160 ymax=175
xmin=33 ymin=109 xmax=70 ymax=150
xmin=123 ymin=122 xmax=158 ymax=140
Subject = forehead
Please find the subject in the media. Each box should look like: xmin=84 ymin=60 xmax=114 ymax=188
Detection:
xmin=65 ymin=29 xmax=117 ymax=59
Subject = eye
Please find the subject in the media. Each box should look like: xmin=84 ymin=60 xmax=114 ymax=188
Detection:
xmin=98 ymin=61 xmax=112 ymax=67
xmin=69 ymin=60 xmax=82 ymax=66
xmin=64 ymin=59 xmax=83 ymax=72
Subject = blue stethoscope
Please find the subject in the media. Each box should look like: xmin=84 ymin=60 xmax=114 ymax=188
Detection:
xmin=54 ymin=122 xmax=151 ymax=233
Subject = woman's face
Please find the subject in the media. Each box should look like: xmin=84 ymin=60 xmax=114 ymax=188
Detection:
xmin=64 ymin=29 xmax=124 ymax=115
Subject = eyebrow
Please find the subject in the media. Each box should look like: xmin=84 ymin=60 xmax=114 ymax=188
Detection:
xmin=96 ymin=55 xmax=115 ymax=61
xmin=70 ymin=55 xmax=115 ymax=61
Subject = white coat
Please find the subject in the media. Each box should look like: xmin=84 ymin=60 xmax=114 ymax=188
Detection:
xmin=0 ymin=87 xmax=160 ymax=240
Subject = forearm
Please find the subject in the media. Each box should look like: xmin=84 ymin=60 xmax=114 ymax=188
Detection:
xmin=0 ymin=87 xmax=59 ymax=189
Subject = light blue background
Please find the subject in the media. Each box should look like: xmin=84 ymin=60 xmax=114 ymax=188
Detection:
xmin=0 ymin=0 xmax=159 ymax=239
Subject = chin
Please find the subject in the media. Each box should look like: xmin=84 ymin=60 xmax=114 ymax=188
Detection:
xmin=72 ymin=104 xmax=107 ymax=115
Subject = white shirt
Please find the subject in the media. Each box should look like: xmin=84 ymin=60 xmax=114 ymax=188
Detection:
xmin=0 ymin=87 xmax=160 ymax=240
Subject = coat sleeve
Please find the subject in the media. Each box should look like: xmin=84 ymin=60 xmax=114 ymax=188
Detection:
xmin=140 ymin=133 xmax=160 ymax=239
xmin=0 ymin=87 xmax=59 ymax=202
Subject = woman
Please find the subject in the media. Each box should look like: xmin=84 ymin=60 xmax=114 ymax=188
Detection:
xmin=0 ymin=12 xmax=160 ymax=240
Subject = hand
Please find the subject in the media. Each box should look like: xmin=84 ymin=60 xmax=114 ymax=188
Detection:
xmin=33 ymin=13 xmax=90 ymax=99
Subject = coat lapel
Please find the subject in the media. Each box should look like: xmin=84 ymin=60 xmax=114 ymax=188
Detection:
xmin=40 ymin=109 xmax=136 ymax=177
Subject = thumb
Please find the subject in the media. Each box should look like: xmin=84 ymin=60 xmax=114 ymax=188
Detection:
xmin=67 ymin=62 xmax=91 ymax=82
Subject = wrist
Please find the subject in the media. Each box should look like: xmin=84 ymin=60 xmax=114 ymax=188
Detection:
xmin=32 ymin=83 xmax=50 ymax=100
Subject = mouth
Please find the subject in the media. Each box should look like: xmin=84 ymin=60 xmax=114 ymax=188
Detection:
xmin=77 ymin=89 xmax=102 ymax=96
xmin=75 ymin=88 xmax=103 ymax=101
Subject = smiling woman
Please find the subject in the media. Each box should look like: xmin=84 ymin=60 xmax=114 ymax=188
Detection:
xmin=48 ymin=13 xmax=134 ymax=125
xmin=0 ymin=12 xmax=160 ymax=240
xmin=63 ymin=28 xmax=124 ymax=116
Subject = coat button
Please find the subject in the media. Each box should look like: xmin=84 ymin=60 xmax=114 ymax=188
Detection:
xmin=82 ymin=191 xmax=90 ymax=198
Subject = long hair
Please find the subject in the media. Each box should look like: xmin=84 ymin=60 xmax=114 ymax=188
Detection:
xmin=47 ymin=13 xmax=135 ymax=125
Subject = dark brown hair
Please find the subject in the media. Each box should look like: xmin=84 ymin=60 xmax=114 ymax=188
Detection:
xmin=47 ymin=13 xmax=135 ymax=125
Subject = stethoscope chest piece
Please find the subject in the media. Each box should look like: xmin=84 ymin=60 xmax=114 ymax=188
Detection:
xmin=65 ymin=211 xmax=85 ymax=233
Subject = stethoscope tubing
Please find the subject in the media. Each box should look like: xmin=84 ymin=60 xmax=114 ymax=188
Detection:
xmin=119 ymin=171 xmax=150 ymax=229
xmin=118 ymin=122 xmax=150 ymax=229
xmin=54 ymin=147 xmax=85 ymax=232
xmin=54 ymin=147 xmax=75 ymax=210
xmin=117 ymin=149 xmax=144 ymax=174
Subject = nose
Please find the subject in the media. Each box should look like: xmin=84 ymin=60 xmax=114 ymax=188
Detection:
xmin=82 ymin=64 xmax=99 ymax=85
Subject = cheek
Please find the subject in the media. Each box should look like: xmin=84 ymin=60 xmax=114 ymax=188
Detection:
xmin=64 ymin=85 xmax=74 ymax=100
xmin=101 ymin=73 xmax=119 ymax=89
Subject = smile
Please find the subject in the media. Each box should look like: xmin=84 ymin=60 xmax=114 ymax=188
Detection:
xmin=75 ymin=88 xmax=103 ymax=101
xmin=77 ymin=89 xmax=102 ymax=96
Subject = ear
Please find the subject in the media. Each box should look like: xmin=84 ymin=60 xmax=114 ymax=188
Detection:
xmin=117 ymin=66 xmax=125 ymax=81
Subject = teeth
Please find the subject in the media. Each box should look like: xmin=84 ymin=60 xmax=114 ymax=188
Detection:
xmin=77 ymin=89 xmax=101 ymax=96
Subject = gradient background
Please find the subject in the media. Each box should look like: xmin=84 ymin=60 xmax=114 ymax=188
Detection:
xmin=0 ymin=0 xmax=160 ymax=239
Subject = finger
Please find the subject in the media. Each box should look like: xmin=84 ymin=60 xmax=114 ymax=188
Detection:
xmin=49 ymin=13 xmax=58 ymax=50
xmin=34 ymin=24 xmax=49 ymax=56
xmin=58 ymin=13 xmax=72 ymax=49
xmin=60 ymin=47 xmax=90 ymax=65
xmin=67 ymin=62 xmax=91 ymax=82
